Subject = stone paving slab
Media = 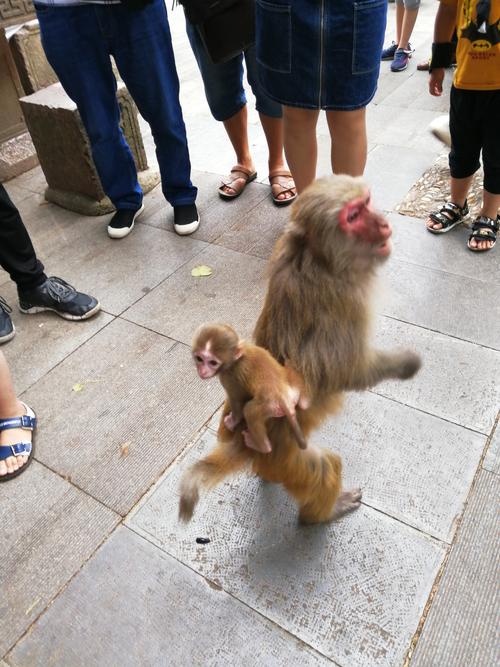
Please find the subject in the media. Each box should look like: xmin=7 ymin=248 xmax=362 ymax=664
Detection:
xmin=380 ymin=258 xmax=500 ymax=350
xmin=311 ymin=391 xmax=485 ymax=542
xmin=411 ymin=470 xmax=500 ymax=667
xmin=127 ymin=430 xmax=446 ymax=667
xmin=31 ymin=221 xmax=208 ymax=316
xmin=0 ymin=280 xmax=113 ymax=394
xmin=123 ymin=244 xmax=267 ymax=344
xmin=372 ymin=317 xmax=500 ymax=435
xmin=388 ymin=213 xmax=500 ymax=285
xmin=0 ymin=461 xmax=119 ymax=657
xmin=483 ymin=420 xmax=500 ymax=475
xmin=7 ymin=527 xmax=331 ymax=667
xmin=364 ymin=145 xmax=439 ymax=212
xmin=21 ymin=318 xmax=224 ymax=515
xmin=366 ymin=105 xmax=443 ymax=154
xmin=214 ymin=195 xmax=290 ymax=259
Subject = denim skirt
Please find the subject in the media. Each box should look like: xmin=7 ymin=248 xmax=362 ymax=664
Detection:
xmin=256 ymin=0 xmax=387 ymax=110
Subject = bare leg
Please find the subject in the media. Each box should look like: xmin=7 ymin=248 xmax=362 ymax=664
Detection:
xmin=426 ymin=175 xmax=473 ymax=231
xmin=221 ymin=105 xmax=256 ymax=196
xmin=0 ymin=351 xmax=29 ymax=477
xmin=394 ymin=1 xmax=405 ymax=45
xmin=259 ymin=113 xmax=296 ymax=202
xmin=283 ymin=106 xmax=320 ymax=193
xmin=326 ymin=108 xmax=367 ymax=176
xmin=397 ymin=7 xmax=419 ymax=49
xmin=469 ymin=190 xmax=500 ymax=250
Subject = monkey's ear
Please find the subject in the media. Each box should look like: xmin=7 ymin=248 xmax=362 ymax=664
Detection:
xmin=234 ymin=342 xmax=244 ymax=360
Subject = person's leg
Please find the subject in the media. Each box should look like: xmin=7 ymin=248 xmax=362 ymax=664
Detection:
xmin=469 ymin=89 xmax=500 ymax=250
xmin=244 ymin=45 xmax=295 ymax=202
xmin=110 ymin=2 xmax=196 ymax=208
xmin=0 ymin=184 xmax=46 ymax=291
xmin=397 ymin=1 xmax=420 ymax=50
xmin=186 ymin=21 xmax=253 ymax=196
xmin=395 ymin=0 xmax=405 ymax=44
xmin=282 ymin=107 xmax=320 ymax=194
xmin=326 ymin=108 xmax=367 ymax=177
xmin=0 ymin=351 xmax=31 ymax=477
xmin=220 ymin=106 xmax=256 ymax=194
xmin=427 ymin=86 xmax=477 ymax=232
xmin=35 ymin=4 xmax=142 ymax=211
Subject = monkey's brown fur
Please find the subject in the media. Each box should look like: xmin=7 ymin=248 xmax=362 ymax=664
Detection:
xmin=192 ymin=323 xmax=308 ymax=453
xmin=179 ymin=175 xmax=421 ymax=524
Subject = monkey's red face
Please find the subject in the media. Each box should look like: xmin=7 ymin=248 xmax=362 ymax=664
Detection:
xmin=338 ymin=191 xmax=392 ymax=258
xmin=194 ymin=348 xmax=222 ymax=379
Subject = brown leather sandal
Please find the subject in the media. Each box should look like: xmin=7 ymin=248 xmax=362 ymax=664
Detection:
xmin=218 ymin=164 xmax=257 ymax=200
xmin=269 ymin=170 xmax=297 ymax=207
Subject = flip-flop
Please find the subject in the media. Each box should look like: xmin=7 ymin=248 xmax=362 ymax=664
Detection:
xmin=0 ymin=402 xmax=36 ymax=482
xmin=269 ymin=170 xmax=297 ymax=207
xmin=218 ymin=165 xmax=257 ymax=200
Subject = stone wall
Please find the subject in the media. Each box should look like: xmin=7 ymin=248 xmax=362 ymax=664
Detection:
xmin=0 ymin=0 xmax=35 ymax=28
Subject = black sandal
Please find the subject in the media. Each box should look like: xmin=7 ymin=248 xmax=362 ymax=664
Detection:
xmin=427 ymin=200 xmax=469 ymax=234
xmin=467 ymin=215 xmax=499 ymax=252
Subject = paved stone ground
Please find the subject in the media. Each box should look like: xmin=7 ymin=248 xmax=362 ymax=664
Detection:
xmin=1 ymin=3 xmax=499 ymax=666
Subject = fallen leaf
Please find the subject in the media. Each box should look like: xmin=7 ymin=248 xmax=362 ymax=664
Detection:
xmin=120 ymin=441 xmax=131 ymax=458
xmin=25 ymin=598 xmax=41 ymax=615
xmin=72 ymin=383 xmax=84 ymax=393
xmin=191 ymin=265 xmax=213 ymax=277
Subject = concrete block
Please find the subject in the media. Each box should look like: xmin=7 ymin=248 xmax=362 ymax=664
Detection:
xmin=128 ymin=430 xmax=446 ymax=667
xmin=411 ymin=471 xmax=500 ymax=667
xmin=9 ymin=19 xmax=57 ymax=94
xmin=21 ymin=318 xmax=225 ymax=515
xmin=372 ymin=316 xmax=500 ymax=435
xmin=0 ymin=461 xmax=119 ymax=656
xmin=123 ymin=244 xmax=268 ymax=343
xmin=483 ymin=420 xmax=500 ymax=474
xmin=20 ymin=82 xmax=159 ymax=214
xmin=0 ymin=130 xmax=38 ymax=181
xmin=8 ymin=527 xmax=329 ymax=667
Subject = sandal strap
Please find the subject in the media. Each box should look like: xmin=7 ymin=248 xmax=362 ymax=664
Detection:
xmin=0 ymin=414 xmax=36 ymax=432
xmin=429 ymin=201 xmax=468 ymax=226
xmin=221 ymin=165 xmax=256 ymax=188
xmin=471 ymin=215 xmax=499 ymax=234
xmin=0 ymin=441 xmax=32 ymax=459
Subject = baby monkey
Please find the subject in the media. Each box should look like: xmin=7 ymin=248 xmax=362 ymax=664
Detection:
xmin=192 ymin=324 xmax=309 ymax=453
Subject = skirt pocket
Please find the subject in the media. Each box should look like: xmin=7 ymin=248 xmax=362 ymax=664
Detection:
xmin=256 ymin=0 xmax=292 ymax=74
xmin=352 ymin=0 xmax=387 ymax=75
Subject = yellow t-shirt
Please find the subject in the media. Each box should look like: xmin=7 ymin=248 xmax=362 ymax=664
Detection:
xmin=441 ymin=0 xmax=500 ymax=89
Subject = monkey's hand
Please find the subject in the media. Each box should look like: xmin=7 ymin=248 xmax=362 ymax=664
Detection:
xmin=393 ymin=351 xmax=422 ymax=380
xmin=224 ymin=412 xmax=241 ymax=431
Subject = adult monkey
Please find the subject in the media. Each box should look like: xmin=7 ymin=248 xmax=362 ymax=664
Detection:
xmin=179 ymin=175 xmax=421 ymax=524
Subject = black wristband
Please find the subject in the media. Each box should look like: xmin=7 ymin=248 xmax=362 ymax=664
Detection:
xmin=429 ymin=42 xmax=453 ymax=72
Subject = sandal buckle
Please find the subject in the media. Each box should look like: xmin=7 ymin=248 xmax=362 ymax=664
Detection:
xmin=20 ymin=415 xmax=34 ymax=429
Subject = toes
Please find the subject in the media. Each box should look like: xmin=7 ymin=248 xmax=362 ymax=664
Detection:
xmin=351 ymin=488 xmax=363 ymax=502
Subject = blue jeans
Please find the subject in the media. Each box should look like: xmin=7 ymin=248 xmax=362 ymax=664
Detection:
xmin=185 ymin=20 xmax=281 ymax=121
xmin=35 ymin=0 xmax=197 ymax=209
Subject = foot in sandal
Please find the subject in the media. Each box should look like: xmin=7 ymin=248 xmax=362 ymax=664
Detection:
xmin=426 ymin=200 xmax=469 ymax=233
xmin=269 ymin=170 xmax=297 ymax=206
xmin=218 ymin=164 xmax=257 ymax=199
xmin=467 ymin=215 xmax=499 ymax=252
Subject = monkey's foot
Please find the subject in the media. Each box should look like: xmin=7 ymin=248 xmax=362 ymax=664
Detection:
xmin=331 ymin=488 xmax=362 ymax=520
xmin=223 ymin=413 xmax=239 ymax=431
xmin=242 ymin=430 xmax=272 ymax=454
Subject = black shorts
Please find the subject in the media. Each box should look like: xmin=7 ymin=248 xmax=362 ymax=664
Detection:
xmin=449 ymin=86 xmax=500 ymax=194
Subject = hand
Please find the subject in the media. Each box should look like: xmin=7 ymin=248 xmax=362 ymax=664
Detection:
xmin=429 ymin=69 xmax=445 ymax=97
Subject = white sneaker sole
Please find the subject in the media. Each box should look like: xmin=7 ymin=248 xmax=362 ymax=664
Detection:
xmin=0 ymin=324 xmax=16 ymax=344
xmin=107 ymin=203 xmax=145 ymax=239
xmin=174 ymin=214 xmax=200 ymax=236
xmin=19 ymin=301 xmax=101 ymax=321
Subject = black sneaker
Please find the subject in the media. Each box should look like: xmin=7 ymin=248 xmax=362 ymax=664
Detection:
xmin=107 ymin=203 xmax=145 ymax=239
xmin=173 ymin=203 xmax=200 ymax=236
xmin=0 ymin=297 xmax=15 ymax=344
xmin=18 ymin=277 xmax=101 ymax=321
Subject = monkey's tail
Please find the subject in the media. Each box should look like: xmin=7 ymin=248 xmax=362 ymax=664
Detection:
xmin=178 ymin=445 xmax=248 ymax=522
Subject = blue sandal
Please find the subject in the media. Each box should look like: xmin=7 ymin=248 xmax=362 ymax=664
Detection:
xmin=0 ymin=403 xmax=36 ymax=482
